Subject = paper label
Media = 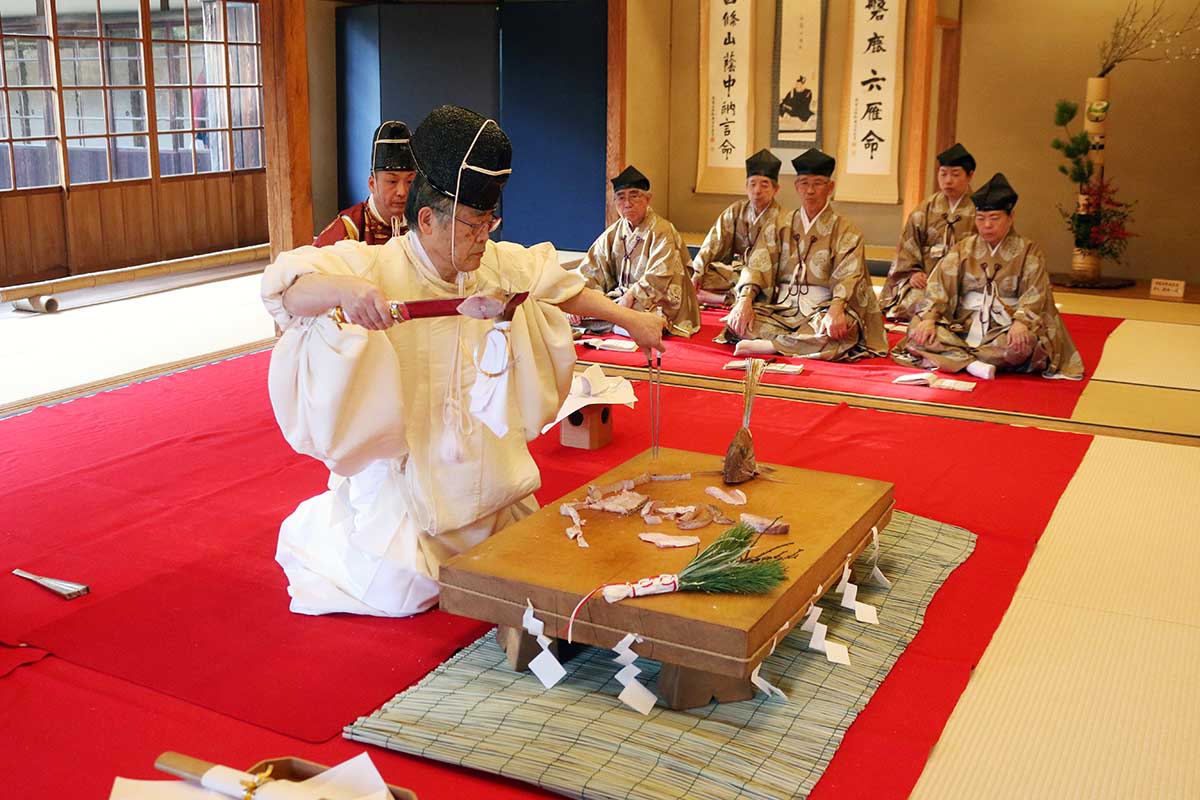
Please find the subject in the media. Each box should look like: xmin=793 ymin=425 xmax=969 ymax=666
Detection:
xmin=1150 ymin=278 xmax=1186 ymax=300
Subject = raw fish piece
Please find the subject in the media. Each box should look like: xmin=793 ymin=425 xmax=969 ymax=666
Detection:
xmin=639 ymin=533 xmax=702 ymax=548
xmin=583 ymin=489 xmax=649 ymax=515
xmin=456 ymin=290 xmax=508 ymax=319
xmin=706 ymin=486 xmax=748 ymax=505
xmin=676 ymin=504 xmax=714 ymax=530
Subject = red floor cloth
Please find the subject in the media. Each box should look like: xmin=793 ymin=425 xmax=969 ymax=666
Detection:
xmin=0 ymin=351 xmax=1092 ymax=798
xmin=0 ymin=642 xmax=48 ymax=678
xmin=0 ymin=656 xmax=558 ymax=800
xmin=577 ymin=309 xmax=1120 ymax=419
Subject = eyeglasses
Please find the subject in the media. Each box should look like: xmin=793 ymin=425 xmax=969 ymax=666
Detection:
xmin=614 ymin=190 xmax=646 ymax=203
xmin=796 ymin=179 xmax=830 ymax=190
xmin=454 ymin=213 xmax=502 ymax=237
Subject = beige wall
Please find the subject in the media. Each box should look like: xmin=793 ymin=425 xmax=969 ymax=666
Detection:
xmin=626 ymin=0 xmax=675 ymax=218
xmin=957 ymin=0 xmax=1197 ymax=281
xmin=636 ymin=0 xmax=927 ymax=246
xmin=306 ymin=0 xmax=344 ymax=232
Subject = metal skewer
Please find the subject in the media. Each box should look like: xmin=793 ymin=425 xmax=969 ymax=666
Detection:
xmin=647 ymin=352 xmax=662 ymax=460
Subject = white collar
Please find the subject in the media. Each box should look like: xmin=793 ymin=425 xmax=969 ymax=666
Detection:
xmin=621 ymin=212 xmax=649 ymax=238
xmin=945 ymin=194 xmax=964 ymax=213
xmin=407 ymin=230 xmax=469 ymax=292
xmin=800 ymin=201 xmax=830 ymax=234
xmin=747 ymin=200 xmax=771 ymax=225
xmin=367 ymin=195 xmax=390 ymax=225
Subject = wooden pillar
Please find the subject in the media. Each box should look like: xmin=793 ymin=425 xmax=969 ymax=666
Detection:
xmin=261 ymin=0 xmax=314 ymax=260
xmin=605 ymin=0 xmax=627 ymax=226
xmin=901 ymin=0 xmax=938 ymax=218
xmin=934 ymin=16 xmax=962 ymax=156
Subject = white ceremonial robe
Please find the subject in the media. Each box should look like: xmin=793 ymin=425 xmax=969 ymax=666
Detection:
xmin=261 ymin=234 xmax=583 ymax=617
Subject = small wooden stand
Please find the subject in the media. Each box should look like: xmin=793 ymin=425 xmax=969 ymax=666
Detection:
xmin=559 ymin=404 xmax=613 ymax=450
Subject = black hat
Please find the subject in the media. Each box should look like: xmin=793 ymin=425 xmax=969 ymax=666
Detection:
xmin=746 ymin=149 xmax=782 ymax=181
xmin=791 ymin=148 xmax=836 ymax=177
xmin=371 ymin=120 xmax=415 ymax=173
xmin=410 ymin=105 xmax=512 ymax=212
xmin=936 ymin=142 xmax=976 ymax=173
xmin=971 ymin=173 xmax=1018 ymax=212
xmin=611 ymin=165 xmax=650 ymax=192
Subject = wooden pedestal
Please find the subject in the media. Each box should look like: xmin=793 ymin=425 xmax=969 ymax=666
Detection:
xmin=440 ymin=448 xmax=894 ymax=711
xmin=559 ymin=404 xmax=613 ymax=450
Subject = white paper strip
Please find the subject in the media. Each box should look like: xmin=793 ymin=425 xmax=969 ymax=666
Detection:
xmin=869 ymin=564 xmax=893 ymax=589
xmin=523 ymin=600 xmax=567 ymax=688
xmin=749 ymin=622 xmax=790 ymax=701
xmin=611 ymin=633 xmax=656 ymax=715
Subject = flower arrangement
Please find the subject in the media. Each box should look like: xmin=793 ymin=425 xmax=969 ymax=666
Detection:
xmin=1052 ymin=101 xmax=1136 ymax=265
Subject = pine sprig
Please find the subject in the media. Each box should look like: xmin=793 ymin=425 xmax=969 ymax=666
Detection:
xmin=677 ymin=523 xmax=800 ymax=595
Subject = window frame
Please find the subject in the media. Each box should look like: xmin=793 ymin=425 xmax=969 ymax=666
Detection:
xmin=0 ymin=0 xmax=264 ymax=194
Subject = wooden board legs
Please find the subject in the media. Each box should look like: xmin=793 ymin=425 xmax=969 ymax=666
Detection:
xmin=496 ymin=625 xmax=557 ymax=671
xmin=657 ymin=663 xmax=755 ymax=710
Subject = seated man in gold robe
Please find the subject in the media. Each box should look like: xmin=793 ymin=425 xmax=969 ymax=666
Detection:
xmin=691 ymin=149 xmax=786 ymax=306
xmin=314 ymin=121 xmax=416 ymax=246
xmin=894 ymin=173 xmax=1083 ymax=380
xmin=576 ymin=166 xmax=700 ymax=337
xmin=718 ymin=149 xmax=887 ymax=361
xmin=880 ymin=142 xmax=977 ymax=320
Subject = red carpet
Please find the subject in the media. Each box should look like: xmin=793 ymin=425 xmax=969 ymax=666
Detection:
xmin=0 ymin=350 xmax=1093 ymax=798
xmin=577 ymin=309 xmax=1120 ymax=419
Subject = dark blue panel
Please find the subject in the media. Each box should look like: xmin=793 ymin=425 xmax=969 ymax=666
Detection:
xmin=499 ymin=0 xmax=607 ymax=251
xmin=336 ymin=5 xmax=381 ymax=211
xmin=377 ymin=4 xmax=501 ymax=137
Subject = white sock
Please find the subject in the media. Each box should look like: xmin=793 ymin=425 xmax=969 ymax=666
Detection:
xmin=966 ymin=360 xmax=996 ymax=380
xmin=734 ymin=339 xmax=778 ymax=356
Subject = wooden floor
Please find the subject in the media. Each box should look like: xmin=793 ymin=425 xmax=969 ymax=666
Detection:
xmin=4 ymin=260 xmax=1200 ymax=797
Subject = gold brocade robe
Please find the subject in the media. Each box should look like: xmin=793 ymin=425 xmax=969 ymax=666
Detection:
xmin=577 ymin=209 xmax=700 ymax=337
xmin=691 ymin=199 xmax=784 ymax=300
xmin=719 ymin=205 xmax=888 ymax=361
xmin=894 ymin=230 xmax=1084 ymax=379
xmin=880 ymin=191 xmax=975 ymax=320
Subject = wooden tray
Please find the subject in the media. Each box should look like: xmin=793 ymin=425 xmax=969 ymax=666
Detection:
xmin=440 ymin=448 xmax=893 ymax=682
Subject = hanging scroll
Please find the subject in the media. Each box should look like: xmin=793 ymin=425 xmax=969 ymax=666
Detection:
xmin=697 ymin=0 xmax=754 ymax=195
xmin=771 ymin=0 xmax=826 ymax=149
xmin=836 ymin=0 xmax=906 ymax=203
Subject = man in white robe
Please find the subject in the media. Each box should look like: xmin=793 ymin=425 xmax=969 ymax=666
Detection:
xmin=261 ymin=106 xmax=665 ymax=617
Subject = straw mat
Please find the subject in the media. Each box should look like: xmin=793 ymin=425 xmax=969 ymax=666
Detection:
xmin=346 ymin=510 xmax=975 ymax=800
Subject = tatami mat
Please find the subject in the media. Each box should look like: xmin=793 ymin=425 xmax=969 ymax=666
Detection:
xmin=912 ymin=596 xmax=1200 ymax=799
xmin=1091 ymin=320 xmax=1200 ymax=390
xmin=0 ymin=274 xmax=274 ymax=407
xmin=1015 ymin=437 xmax=1200 ymax=625
xmin=913 ymin=437 xmax=1200 ymax=797
xmin=1072 ymin=382 xmax=1200 ymax=437
xmin=1055 ymin=292 xmax=1200 ymax=326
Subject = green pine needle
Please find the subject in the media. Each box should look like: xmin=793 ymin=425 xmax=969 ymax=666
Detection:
xmin=677 ymin=523 xmax=798 ymax=595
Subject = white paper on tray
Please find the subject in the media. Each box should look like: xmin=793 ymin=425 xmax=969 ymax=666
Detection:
xmin=110 ymin=753 xmax=391 ymax=800
xmin=542 ymin=364 xmax=638 ymax=433
xmin=892 ymin=371 xmax=976 ymax=392
xmin=722 ymin=359 xmax=804 ymax=375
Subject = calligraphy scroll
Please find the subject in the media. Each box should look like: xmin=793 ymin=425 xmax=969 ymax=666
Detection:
xmin=772 ymin=0 xmax=826 ymax=149
xmin=696 ymin=0 xmax=755 ymax=195
xmin=836 ymin=0 xmax=907 ymax=203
